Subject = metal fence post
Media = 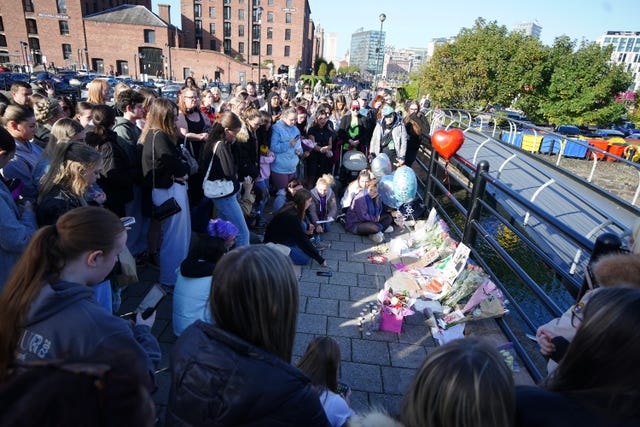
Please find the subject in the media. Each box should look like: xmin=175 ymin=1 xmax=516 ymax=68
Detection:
xmin=423 ymin=148 xmax=439 ymax=211
xmin=462 ymin=160 xmax=490 ymax=245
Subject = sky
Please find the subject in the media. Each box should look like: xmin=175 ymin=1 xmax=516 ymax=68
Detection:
xmin=152 ymin=0 xmax=638 ymax=57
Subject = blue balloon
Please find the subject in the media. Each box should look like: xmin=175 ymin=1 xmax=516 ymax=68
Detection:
xmin=378 ymin=174 xmax=399 ymax=208
xmin=393 ymin=166 xmax=417 ymax=205
xmin=371 ymin=153 xmax=392 ymax=178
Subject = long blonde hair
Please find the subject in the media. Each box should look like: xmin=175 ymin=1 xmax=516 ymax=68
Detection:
xmin=38 ymin=142 xmax=102 ymax=204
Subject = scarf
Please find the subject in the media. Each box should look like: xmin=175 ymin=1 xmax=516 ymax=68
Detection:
xmin=364 ymin=190 xmax=381 ymax=218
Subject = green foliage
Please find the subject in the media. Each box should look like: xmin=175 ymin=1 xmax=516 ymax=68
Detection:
xmin=338 ymin=65 xmax=360 ymax=76
xmin=329 ymin=69 xmax=337 ymax=80
xmin=411 ymin=18 xmax=633 ymax=125
xmin=318 ymin=63 xmax=328 ymax=78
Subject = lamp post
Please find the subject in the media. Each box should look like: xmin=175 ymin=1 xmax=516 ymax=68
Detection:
xmin=374 ymin=13 xmax=386 ymax=90
xmin=165 ymin=43 xmax=173 ymax=81
xmin=254 ymin=5 xmax=263 ymax=90
xmin=19 ymin=41 xmax=28 ymax=72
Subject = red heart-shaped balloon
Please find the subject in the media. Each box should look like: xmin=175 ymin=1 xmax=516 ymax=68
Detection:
xmin=431 ymin=129 xmax=465 ymax=161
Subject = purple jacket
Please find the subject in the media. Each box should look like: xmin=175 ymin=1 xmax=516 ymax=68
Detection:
xmin=345 ymin=189 xmax=380 ymax=234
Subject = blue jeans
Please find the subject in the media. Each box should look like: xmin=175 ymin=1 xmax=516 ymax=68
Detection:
xmin=254 ymin=179 xmax=269 ymax=216
xmin=124 ymin=185 xmax=149 ymax=256
xmin=288 ymin=244 xmax=310 ymax=265
xmin=211 ymin=189 xmax=250 ymax=247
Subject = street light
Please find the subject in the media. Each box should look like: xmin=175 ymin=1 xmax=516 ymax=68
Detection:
xmin=374 ymin=13 xmax=386 ymax=90
xmin=254 ymin=5 xmax=263 ymax=91
xmin=165 ymin=43 xmax=173 ymax=81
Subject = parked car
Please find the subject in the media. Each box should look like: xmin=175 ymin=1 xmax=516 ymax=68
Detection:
xmin=555 ymin=125 xmax=582 ymax=136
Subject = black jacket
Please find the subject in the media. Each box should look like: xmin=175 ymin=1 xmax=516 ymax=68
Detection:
xmin=166 ymin=321 xmax=330 ymax=427
xmin=142 ymin=130 xmax=190 ymax=189
xmin=264 ymin=206 xmax=325 ymax=265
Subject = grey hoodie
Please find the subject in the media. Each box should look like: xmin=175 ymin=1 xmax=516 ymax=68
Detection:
xmin=16 ymin=280 xmax=160 ymax=390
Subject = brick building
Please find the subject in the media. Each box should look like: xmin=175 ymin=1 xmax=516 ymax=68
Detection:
xmin=179 ymin=0 xmax=314 ymax=79
xmin=0 ymin=0 xmax=149 ymax=70
xmin=1 ymin=0 xmax=315 ymax=83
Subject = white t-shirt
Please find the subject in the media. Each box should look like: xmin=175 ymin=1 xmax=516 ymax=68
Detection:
xmin=319 ymin=390 xmax=351 ymax=427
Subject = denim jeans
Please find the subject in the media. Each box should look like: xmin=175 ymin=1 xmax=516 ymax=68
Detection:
xmin=288 ymin=244 xmax=310 ymax=265
xmin=211 ymin=189 xmax=250 ymax=247
xmin=253 ymin=179 xmax=269 ymax=216
xmin=124 ymin=185 xmax=149 ymax=256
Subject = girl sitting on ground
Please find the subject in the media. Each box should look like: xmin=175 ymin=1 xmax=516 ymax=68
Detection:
xmin=264 ymin=188 xmax=328 ymax=267
xmin=345 ymin=179 xmax=393 ymax=244
xmin=340 ymin=169 xmax=373 ymax=215
xmin=172 ymin=219 xmax=237 ymax=336
xmin=309 ymin=174 xmax=338 ymax=234
xmin=298 ymin=336 xmax=352 ymax=427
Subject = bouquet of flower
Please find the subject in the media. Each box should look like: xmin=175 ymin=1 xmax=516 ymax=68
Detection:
xmin=377 ymin=286 xmax=416 ymax=317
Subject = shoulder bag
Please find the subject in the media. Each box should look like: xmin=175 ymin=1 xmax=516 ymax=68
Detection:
xmin=181 ymin=136 xmax=199 ymax=175
xmin=202 ymin=141 xmax=234 ymax=199
xmin=151 ymin=131 xmax=182 ymax=221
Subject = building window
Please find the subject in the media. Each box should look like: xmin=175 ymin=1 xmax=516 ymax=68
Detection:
xmin=144 ymin=29 xmax=155 ymax=43
xmin=238 ymin=25 xmax=244 ymax=37
xmin=238 ymin=42 xmax=244 ymax=54
xmin=267 ymin=12 xmax=273 ymax=22
xmin=286 ymin=0 xmax=292 ymax=7
xmin=238 ymin=9 xmax=244 ymax=20
xmin=223 ymin=0 xmax=230 ymax=4
xmin=285 ymin=29 xmax=291 ymax=41
xmin=59 ymin=20 xmax=69 ymax=35
xmin=0 ymin=17 xmax=3 ymax=32
xmin=238 ymin=0 xmax=244 ymax=3
xmin=252 ymin=25 xmax=259 ymax=40
xmin=28 ymin=37 xmax=39 ymax=50
xmin=62 ymin=43 xmax=72 ymax=60
xmin=0 ymin=35 xmax=6 ymax=47
xmin=209 ymin=6 xmax=215 ymax=18
xmin=57 ymin=0 xmax=67 ymax=13
xmin=284 ymin=45 xmax=290 ymax=57
xmin=252 ymin=41 xmax=259 ymax=56
xmin=224 ymin=6 xmax=230 ymax=19
xmin=194 ymin=4 xmax=201 ymax=18
xmin=266 ymin=44 xmax=272 ymax=55
xmin=210 ymin=39 xmax=217 ymax=51
xmin=285 ymin=13 xmax=291 ymax=24
xmin=195 ymin=20 xmax=202 ymax=36
xmin=267 ymin=0 xmax=273 ymax=5
xmin=23 ymin=0 xmax=34 ymax=12
xmin=224 ymin=22 xmax=231 ymax=37
xmin=26 ymin=19 xmax=37 ymax=35
xmin=0 ymin=51 xmax=9 ymax=63
xmin=266 ymin=27 xmax=272 ymax=39
xmin=223 ymin=39 xmax=231 ymax=54
xmin=210 ymin=23 xmax=216 ymax=34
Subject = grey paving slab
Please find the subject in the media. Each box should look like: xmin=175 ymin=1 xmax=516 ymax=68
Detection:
xmin=339 ymin=299 xmax=369 ymax=319
xmin=364 ymin=262 xmax=393 ymax=276
xmin=327 ymin=315 xmax=364 ymax=338
xmin=330 ymin=240 xmax=356 ymax=251
xmin=388 ymin=343 xmax=428 ymax=369
xmin=298 ymin=280 xmax=320 ymax=297
xmin=292 ymin=332 xmax=315 ymax=360
xmin=337 ymin=260 xmax=365 ymax=274
xmin=327 ymin=271 xmax=358 ymax=287
xmin=306 ymin=297 xmax=339 ymax=316
xmin=368 ymin=392 xmax=404 ymax=415
xmin=341 ymin=362 xmax=383 ymax=393
xmin=320 ymin=283 xmax=351 ymax=300
xmin=351 ymin=339 xmax=391 ymax=365
xmin=296 ymin=312 xmax=328 ymax=335
xmin=349 ymin=286 xmax=379 ymax=302
xmin=357 ymin=273 xmax=386 ymax=289
xmin=322 ymin=249 xmax=348 ymax=261
xmin=380 ymin=366 xmax=417 ymax=396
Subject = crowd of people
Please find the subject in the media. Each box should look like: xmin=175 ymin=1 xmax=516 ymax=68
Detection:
xmin=0 ymin=75 xmax=639 ymax=426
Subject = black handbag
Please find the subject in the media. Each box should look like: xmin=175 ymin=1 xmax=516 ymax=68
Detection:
xmin=151 ymin=131 xmax=182 ymax=221
xmin=152 ymin=197 xmax=181 ymax=221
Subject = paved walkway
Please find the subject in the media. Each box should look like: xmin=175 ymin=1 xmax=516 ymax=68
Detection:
xmin=120 ymin=221 xmax=531 ymax=424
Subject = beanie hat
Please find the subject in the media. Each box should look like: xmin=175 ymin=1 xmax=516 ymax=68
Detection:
xmin=207 ymin=219 xmax=239 ymax=241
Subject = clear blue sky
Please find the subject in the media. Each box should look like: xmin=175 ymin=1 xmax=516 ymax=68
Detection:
xmin=153 ymin=0 xmax=638 ymax=56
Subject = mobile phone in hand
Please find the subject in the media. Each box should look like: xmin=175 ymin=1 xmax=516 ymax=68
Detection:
xmin=336 ymin=382 xmax=350 ymax=397
xmin=137 ymin=284 xmax=167 ymax=319
xmin=121 ymin=217 xmax=136 ymax=227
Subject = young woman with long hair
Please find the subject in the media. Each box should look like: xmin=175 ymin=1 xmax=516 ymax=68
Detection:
xmin=0 ymin=127 xmax=37 ymax=290
xmin=140 ymin=98 xmax=191 ymax=291
xmin=298 ymin=337 xmax=351 ymax=427
xmin=0 ymin=206 xmax=160 ymax=389
xmin=201 ymin=111 xmax=250 ymax=247
xmin=264 ymin=188 xmax=327 ymax=267
xmin=166 ymin=245 xmax=329 ymax=426
xmin=1 ymin=105 xmax=42 ymax=202
xmin=517 ymin=288 xmax=640 ymax=426
xmin=85 ymin=79 xmax=110 ymax=105
xmin=401 ymin=337 xmax=515 ymax=427
xmin=345 ymin=178 xmax=394 ymax=243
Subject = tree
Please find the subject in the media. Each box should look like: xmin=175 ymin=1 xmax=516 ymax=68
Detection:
xmin=539 ymin=38 xmax=632 ymax=126
xmin=329 ymin=69 xmax=337 ymax=80
xmin=317 ymin=63 xmax=327 ymax=79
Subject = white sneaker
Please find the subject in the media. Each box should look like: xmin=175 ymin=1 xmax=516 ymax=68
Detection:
xmin=369 ymin=232 xmax=384 ymax=243
xmin=384 ymin=225 xmax=394 ymax=234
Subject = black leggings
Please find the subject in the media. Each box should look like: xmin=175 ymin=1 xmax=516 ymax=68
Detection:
xmin=354 ymin=212 xmax=393 ymax=235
